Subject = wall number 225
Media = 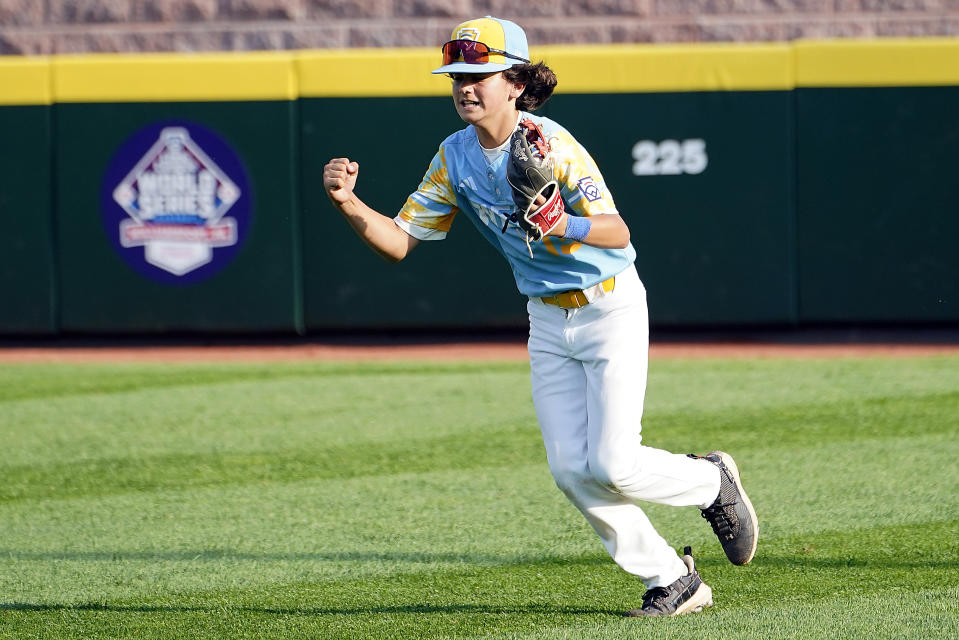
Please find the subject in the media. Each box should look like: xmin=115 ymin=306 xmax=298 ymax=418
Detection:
xmin=631 ymin=139 xmax=708 ymax=176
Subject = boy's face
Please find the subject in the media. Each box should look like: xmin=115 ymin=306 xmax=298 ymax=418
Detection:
xmin=449 ymin=71 xmax=521 ymax=127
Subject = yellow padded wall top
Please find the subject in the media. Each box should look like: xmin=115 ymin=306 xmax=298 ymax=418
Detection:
xmin=52 ymin=51 xmax=296 ymax=103
xmin=297 ymin=48 xmax=449 ymax=98
xmin=795 ymin=38 xmax=959 ymax=88
xmin=3 ymin=38 xmax=959 ymax=105
xmin=0 ymin=57 xmax=52 ymax=105
xmin=297 ymin=43 xmax=793 ymax=97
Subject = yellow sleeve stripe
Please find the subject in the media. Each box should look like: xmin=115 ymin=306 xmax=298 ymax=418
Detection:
xmin=398 ymin=208 xmax=456 ymax=232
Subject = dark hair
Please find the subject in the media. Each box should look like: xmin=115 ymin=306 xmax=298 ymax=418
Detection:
xmin=503 ymin=62 xmax=557 ymax=111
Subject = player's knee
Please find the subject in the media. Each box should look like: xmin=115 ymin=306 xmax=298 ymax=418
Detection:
xmin=547 ymin=456 xmax=592 ymax=495
xmin=588 ymin=452 xmax=636 ymax=493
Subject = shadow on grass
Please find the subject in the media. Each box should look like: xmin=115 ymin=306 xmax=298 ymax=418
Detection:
xmin=3 ymin=547 xmax=957 ymax=570
xmin=0 ymin=601 xmax=618 ymax=617
xmin=727 ymin=553 xmax=959 ymax=570
xmin=0 ymin=548 xmax=609 ymax=566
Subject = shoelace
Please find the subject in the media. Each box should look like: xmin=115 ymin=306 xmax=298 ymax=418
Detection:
xmin=641 ymin=587 xmax=672 ymax=613
xmin=701 ymin=500 xmax=737 ymax=540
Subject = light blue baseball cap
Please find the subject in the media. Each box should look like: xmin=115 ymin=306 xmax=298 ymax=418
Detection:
xmin=432 ymin=16 xmax=530 ymax=75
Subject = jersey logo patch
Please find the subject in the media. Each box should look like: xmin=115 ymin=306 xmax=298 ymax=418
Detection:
xmin=577 ymin=176 xmax=601 ymax=202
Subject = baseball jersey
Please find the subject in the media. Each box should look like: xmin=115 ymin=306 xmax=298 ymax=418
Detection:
xmin=394 ymin=112 xmax=637 ymax=298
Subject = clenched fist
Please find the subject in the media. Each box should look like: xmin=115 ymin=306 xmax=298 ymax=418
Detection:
xmin=323 ymin=158 xmax=359 ymax=205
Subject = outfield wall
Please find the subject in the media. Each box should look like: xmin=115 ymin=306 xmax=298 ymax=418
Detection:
xmin=1 ymin=40 xmax=957 ymax=334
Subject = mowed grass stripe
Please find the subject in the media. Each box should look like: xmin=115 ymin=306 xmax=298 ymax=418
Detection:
xmin=3 ymin=357 xmax=954 ymax=470
xmin=480 ymin=587 xmax=959 ymax=640
xmin=1 ymin=356 xmax=957 ymax=639
xmin=646 ymin=355 xmax=959 ymax=408
xmin=0 ymin=360 xmax=527 ymax=403
xmin=646 ymin=388 xmax=959 ymax=451
xmin=3 ymin=388 xmax=955 ymax=502
xmin=3 ymin=521 xmax=954 ymax=639
xmin=1 ymin=429 xmax=951 ymax=559
xmin=101 ymin=519 xmax=959 ymax=608
xmin=1 ymin=367 xmax=537 ymax=468
xmin=0 ymin=423 xmax=543 ymax=501
xmin=644 ymin=430 xmax=957 ymax=547
xmin=1 ymin=431 xmax=952 ymax=603
xmin=3 ymin=355 xmax=956 ymax=406
xmin=5 ymin=590 xmax=956 ymax=640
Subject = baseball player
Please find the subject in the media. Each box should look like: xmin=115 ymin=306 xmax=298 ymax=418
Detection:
xmin=322 ymin=16 xmax=758 ymax=617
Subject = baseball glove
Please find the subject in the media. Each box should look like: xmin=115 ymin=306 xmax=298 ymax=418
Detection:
xmin=505 ymin=119 xmax=565 ymax=255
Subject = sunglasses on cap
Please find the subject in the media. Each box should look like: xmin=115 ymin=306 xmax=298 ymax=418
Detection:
xmin=441 ymin=39 xmax=530 ymax=66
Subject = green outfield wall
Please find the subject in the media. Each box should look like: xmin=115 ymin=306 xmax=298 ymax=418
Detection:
xmin=0 ymin=60 xmax=55 ymax=334
xmin=0 ymin=39 xmax=956 ymax=334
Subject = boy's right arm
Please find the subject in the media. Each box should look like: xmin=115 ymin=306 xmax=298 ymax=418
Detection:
xmin=323 ymin=157 xmax=420 ymax=263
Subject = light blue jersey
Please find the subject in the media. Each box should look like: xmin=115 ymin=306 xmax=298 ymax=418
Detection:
xmin=395 ymin=112 xmax=636 ymax=297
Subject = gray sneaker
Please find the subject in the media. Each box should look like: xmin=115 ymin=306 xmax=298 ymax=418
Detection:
xmin=624 ymin=547 xmax=714 ymax=617
xmin=696 ymin=450 xmax=759 ymax=566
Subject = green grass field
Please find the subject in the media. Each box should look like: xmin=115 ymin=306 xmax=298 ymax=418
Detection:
xmin=1 ymin=353 xmax=957 ymax=639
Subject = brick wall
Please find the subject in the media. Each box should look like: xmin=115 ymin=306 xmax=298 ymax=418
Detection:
xmin=1 ymin=0 xmax=957 ymax=55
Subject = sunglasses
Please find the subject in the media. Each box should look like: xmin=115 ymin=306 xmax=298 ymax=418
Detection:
xmin=441 ymin=39 xmax=530 ymax=66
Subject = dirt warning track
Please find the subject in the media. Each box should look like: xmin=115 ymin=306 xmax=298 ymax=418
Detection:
xmin=1 ymin=340 xmax=957 ymax=363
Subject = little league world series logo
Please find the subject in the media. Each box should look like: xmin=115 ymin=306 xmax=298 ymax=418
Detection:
xmin=101 ymin=122 xmax=251 ymax=284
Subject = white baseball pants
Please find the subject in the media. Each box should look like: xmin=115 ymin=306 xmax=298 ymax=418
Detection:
xmin=527 ymin=265 xmax=720 ymax=588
